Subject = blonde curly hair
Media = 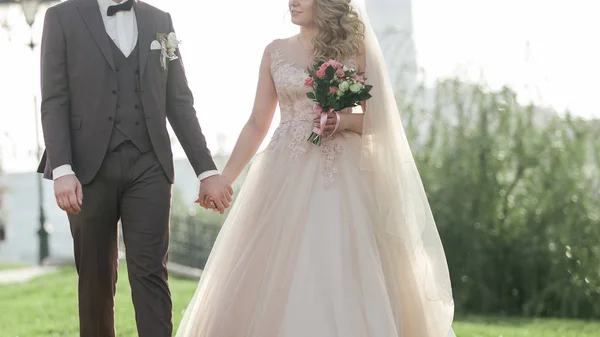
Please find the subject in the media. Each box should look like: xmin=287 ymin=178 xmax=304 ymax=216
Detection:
xmin=312 ymin=0 xmax=365 ymax=62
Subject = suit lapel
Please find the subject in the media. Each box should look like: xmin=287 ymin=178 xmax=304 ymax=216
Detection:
xmin=135 ymin=1 xmax=155 ymax=76
xmin=77 ymin=0 xmax=116 ymax=71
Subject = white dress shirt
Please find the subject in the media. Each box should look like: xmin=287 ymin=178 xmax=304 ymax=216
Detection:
xmin=52 ymin=0 xmax=218 ymax=182
xmin=97 ymin=0 xmax=138 ymax=57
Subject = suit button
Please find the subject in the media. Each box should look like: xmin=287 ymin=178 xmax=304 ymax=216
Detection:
xmin=108 ymin=116 xmax=113 ymax=121
xmin=134 ymin=105 xmax=139 ymax=109
xmin=115 ymin=68 xmax=120 ymax=73
xmin=135 ymin=121 xmax=140 ymax=126
xmin=116 ymin=104 xmax=121 ymax=109
xmin=112 ymin=89 xmax=118 ymax=95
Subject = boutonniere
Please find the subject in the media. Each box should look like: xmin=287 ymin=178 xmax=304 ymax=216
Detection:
xmin=151 ymin=32 xmax=180 ymax=70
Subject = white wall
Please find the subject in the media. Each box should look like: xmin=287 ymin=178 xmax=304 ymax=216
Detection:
xmin=0 ymin=172 xmax=70 ymax=264
xmin=0 ymin=158 xmax=226 ymax=265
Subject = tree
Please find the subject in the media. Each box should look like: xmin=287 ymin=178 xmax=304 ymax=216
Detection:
xmin=402 ymin=79 xmax=600 ymax=318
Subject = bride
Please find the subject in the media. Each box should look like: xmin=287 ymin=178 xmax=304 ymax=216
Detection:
xmin=177 ymin=0 xmax=456 ymax=336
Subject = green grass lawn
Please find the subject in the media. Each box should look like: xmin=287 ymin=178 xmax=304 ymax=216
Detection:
xmin=454 ymin=315 xmax=600 ymax=337
xmin=0 ymin=264 xmax=198 ymax=337
xmin=0 ymin=264 xmax=599 ymax=336
xmin=0 ymin=261 xmax=26 ymax=270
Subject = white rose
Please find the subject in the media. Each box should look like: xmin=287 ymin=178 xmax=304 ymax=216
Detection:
xmin=339 ymin=81 xmax=351 ymax=92
xmin=350 ymin=83 xmax=363 ymax=93
xmin=167 ymin=33 xmax=179 ymax=49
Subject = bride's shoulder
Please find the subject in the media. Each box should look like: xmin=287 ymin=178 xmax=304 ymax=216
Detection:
xmin=264 ymin=39 xmax=280 ymax=53
xmin=265 ymin=37 xmax=295 ymax=52
xmin=263 ymin=37 xmax=295 ymax=63
xmin=262 ymin=39 xmax=281 ymax=63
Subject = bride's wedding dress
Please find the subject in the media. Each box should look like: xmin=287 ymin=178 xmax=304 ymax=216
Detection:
xmin=175 ymin=37 xmax=455 ymax=336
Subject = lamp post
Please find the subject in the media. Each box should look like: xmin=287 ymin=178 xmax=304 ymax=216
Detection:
xmin=0 ymin=0 xmax=59 ymax=264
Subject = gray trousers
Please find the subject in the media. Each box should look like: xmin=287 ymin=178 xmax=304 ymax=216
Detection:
xmin=68 ymin=141 xmax=173 ymax=337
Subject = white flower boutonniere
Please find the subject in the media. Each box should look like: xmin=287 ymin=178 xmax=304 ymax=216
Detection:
xmin=155 ymin=32 xmax=180 ymax=70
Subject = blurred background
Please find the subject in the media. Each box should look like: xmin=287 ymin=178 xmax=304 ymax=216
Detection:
xmin=0 ymin=0 xmax=599 ymax=336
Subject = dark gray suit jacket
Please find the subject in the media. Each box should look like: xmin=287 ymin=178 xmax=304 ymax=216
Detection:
xmin=37 ymin=0 xmax=216 ymax=184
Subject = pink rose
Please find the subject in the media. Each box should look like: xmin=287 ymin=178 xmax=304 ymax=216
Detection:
xmin=316 ymin=68 xmax=326 ymax=78
xmin=304 ymin=76 xmax=315 ymax=88
xmin=313 ymin=104 xmax=323 ymax=113
xmin=329 ymin=86 xmax=338 ymax=93
xmin=352 ymin=73 xmax=365 ymax=83
xmin=336 ymin=68 xmax=345 ymax=77
xmin=327 ymin=60 xmax=343 ymax=69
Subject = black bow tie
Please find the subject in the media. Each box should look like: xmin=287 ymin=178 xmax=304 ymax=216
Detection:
xmin=107 ymin=0 xmax=134 ymax=17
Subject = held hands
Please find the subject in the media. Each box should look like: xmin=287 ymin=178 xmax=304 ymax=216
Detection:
xmin=54 ymin=174 xmax=83 ymax=214
xmin=196 ymin=174 xmax=234 ymax=214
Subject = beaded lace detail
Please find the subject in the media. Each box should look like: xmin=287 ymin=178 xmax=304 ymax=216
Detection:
xmin=267 ymin=47 xmax=357 ymax=187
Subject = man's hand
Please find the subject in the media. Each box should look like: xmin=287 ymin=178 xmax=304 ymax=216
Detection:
xmin=196 ymin=174 xmax=233 ymax=214
xmin=54 ymin=174 xmax=83 ymax=214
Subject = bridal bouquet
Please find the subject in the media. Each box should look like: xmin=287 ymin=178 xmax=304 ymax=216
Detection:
xmin=304 ymin=59 xmax=372 ymax=146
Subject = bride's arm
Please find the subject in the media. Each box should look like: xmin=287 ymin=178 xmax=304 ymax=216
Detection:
xmin=221 ymin=47 xmax=278 ymax=183
xmin=338 ymin=43 xmax=367 ymax=135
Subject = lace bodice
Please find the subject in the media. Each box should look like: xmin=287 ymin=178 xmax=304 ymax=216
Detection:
xmin=266 ymin=40 xmax=358 ymax=187
xmin=269 ymin=48 xmax=315 ymax=124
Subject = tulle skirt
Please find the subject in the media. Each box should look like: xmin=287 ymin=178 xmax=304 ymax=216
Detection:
xmin=175 ymin=126 xmax=455 ymax=337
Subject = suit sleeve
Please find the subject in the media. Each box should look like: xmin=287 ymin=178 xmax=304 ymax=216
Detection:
xmin=165 ymin=13 xmax=217 ymax=176
xmin=40 ymin=7 xmax=72 ymax=170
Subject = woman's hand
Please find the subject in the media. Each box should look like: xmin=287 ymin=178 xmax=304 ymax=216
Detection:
xmin=313 ymin=111 xmax=346 ymax=136
xmin=313 ymin=110 xmax=364 ymax=136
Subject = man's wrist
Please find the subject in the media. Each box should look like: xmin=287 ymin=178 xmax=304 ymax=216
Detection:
xmin=198 ymin=170 xmax=219 ymax=181
xmin=53 ymin=164 xmax=75 ymax=180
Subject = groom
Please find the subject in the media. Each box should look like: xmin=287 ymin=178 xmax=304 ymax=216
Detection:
xmin=37 ymin=0 xmax=231 ymax=336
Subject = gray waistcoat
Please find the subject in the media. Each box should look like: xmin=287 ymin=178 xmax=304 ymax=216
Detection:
xmin=107 ymin=39 xmax=153 ymax=153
